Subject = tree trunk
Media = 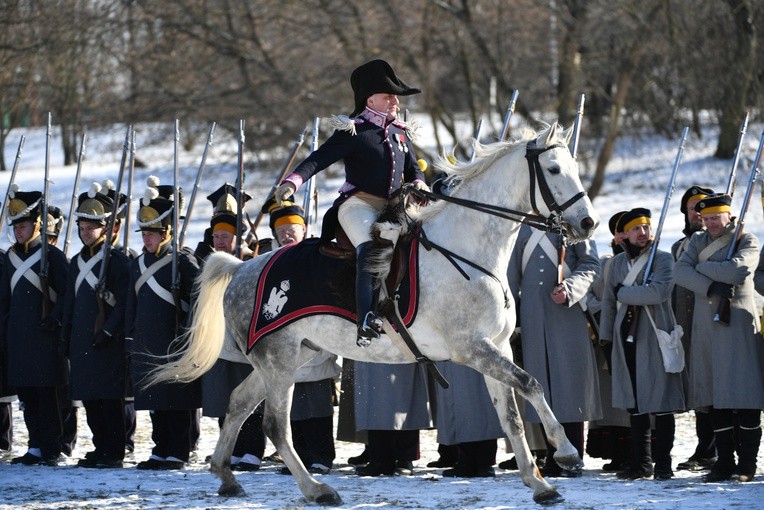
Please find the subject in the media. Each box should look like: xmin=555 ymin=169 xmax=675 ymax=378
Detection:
xmin=714 ymin=0 xmax=756 ymax=159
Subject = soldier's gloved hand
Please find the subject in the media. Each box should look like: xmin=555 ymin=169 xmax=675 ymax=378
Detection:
xmin=707 ymin=281 xmax=734 ymax=298
xmin=58 ymin=337 xmax=70 ymax=358
xmin=93 ymin=330 xmax=112 ymax=349
xmin=274 ymin=182 xmax=296 ymax=205
xmin=40 ymin=315 xmax=60 ymax=332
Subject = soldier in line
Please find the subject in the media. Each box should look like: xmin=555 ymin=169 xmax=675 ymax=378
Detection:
xmin=670 ymin=186 xmax=718 ymax=472
xmin=585 ymin=211 xmax=633 ymax=472
xmin=507 ymin=224 xmax=602 ymax=477
xmin=60 ymin=183 xmax=131 ymax=468
xmin=125 ymin=177 xmax=201 ymax=470
xmin=0 ymin=186 xmax=69 ymax=466
xmin=599 ymin=208 xmax=685 ymax=481
xmin=198 ymin=183 xmax=264 ymax=472
xmin=675 ymin=193 xmax=764 ymax=483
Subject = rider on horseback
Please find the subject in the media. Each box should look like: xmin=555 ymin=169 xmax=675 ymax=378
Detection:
xmin=274 ymin=59 xmax=429 ymax=347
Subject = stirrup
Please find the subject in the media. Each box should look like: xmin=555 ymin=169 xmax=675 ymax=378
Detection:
xmin=356 ymin=312 xmax=382 ymax=347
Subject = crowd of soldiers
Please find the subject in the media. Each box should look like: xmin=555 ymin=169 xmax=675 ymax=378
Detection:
xmin=0 ymin=59 xmax=762 ymax=485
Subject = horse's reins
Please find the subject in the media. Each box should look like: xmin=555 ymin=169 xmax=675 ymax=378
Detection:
xmin=407 ymin=142 xmax=588 ymax=307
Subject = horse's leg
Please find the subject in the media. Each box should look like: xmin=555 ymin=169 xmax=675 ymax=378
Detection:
xmin=484 ymin=375 xmax=563 ymax=505
xmin=259 ymin=343 xmax=342 ymax=506
xmin=466 ymin=339 xmax=582 ymax=471
xmin=211 ymin=369 xmax=265 ymax=497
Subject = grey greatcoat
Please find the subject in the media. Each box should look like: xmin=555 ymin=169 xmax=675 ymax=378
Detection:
xmin=674 ymin=225 xmax=764 ymax=410
xmin=671 ymin=236 xmax=696 ymax=378
xmin=354 ymin=361 xmax=431 ymax=431
xmin=507 ymin=226 xmax=602 ymax=423
xmin=599 ymin=248 xmax=685 ymax=414
xmin=431 ymin=361 xmax=504 ymax=445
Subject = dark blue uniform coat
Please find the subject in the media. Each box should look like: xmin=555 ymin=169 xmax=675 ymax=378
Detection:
xmin=61 ymin=243 xmax=131 ymax=400
xmin=0 ymin=237 xmax=69 ymax=387
xmin=125 ymin=245 xmax=201 ymax=410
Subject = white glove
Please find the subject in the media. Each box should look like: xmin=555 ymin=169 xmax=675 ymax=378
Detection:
xmin=413 ymin=181 xmax=430 ymax=193
xmin=274 ymin=182 xmax=296 ymax=205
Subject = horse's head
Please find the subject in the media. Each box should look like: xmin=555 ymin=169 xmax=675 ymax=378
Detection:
xmin=525 ymin=123 xmax=599 ymax=241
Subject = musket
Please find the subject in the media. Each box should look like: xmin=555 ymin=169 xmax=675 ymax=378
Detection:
xmin=171 ymin=120 xmax=183 ymax=332
xmin=469 ymin=118 xmax=484 ymax=163
xmin=499 ymin=90 xmax=520 ymax=141
xmin=570 ymin=93 xmax=586 ymax=160
xmin=252 ymin=125 xmax=308 ymax=233
xmin=714 ymin=130 xmax=764 ymax=325
xmin=123 ymin=128 xmax=136 ymax=255
xmin=235 ymin=120 xmax=245 ymax=258
xmin=93 ymin=125 xmax=131 ymax=333
xmin=39 ymin=113 xmax=53 ymax=319
xmin=179 ymin=122 xmax=216 ymax=249
xmin=302 ymin=117 xmax=320 ymax=237
xmin=63 ymin=133 xmax=87 ymax=258
xmin=626 ymin=126 xmax=689 ymax=343
xmin=724 ymin=111 xmax=749 ymax=196
xmin=0 ymin=136 xmax=26 ymax=237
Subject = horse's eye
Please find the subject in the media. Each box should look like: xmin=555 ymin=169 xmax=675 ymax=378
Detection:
xmin=547 ymin=165 xmax=561 ymax=175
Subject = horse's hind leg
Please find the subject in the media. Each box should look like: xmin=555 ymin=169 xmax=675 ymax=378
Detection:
xmin=484 ymin=375 xmax=563 ymax=505
xmin=210 ymin=369 xmax=264 ymax=497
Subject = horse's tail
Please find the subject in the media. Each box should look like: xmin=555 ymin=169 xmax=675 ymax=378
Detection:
xmin=143 ymin=252 xmax=243 ymax=387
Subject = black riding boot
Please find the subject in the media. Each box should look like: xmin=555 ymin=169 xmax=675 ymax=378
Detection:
xmin=355 ymin=241 xmax=382 ymax=347
xmin=653 ymin=413 xmax=675 ymax=479
xmin=735 ymin=409 xmax=761 ymax=482
xmin=705 ymin=409 xmax=736 ymax=482
xmin=617 ymin=413 xmax=653 ymax=480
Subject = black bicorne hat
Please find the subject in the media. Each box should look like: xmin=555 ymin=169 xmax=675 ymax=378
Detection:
xmin=350 ymin=59 xmax=421 ymax=117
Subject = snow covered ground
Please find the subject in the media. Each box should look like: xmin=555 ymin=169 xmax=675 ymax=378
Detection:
xmin=0 ymin=116 xmax=763 ymax=509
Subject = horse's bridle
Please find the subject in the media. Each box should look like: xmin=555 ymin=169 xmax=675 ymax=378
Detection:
xmin=525 ymin=141 xmax=587 ymax=222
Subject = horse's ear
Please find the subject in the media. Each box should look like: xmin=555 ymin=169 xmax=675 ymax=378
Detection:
xmin=563 ymin=125 xmax=574 ymax=146
xmin=544 ymin=123 xmax=561 ymax=146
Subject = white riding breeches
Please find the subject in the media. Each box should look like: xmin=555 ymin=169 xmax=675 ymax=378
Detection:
xmin=337 ymin=193 xmax=388 ymax=247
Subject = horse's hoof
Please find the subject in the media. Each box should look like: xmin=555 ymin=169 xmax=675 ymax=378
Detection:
xmin=533 ymin=488 xmax=564 ymax=506
xmin=554 ymin=453 xmax=583 ymax=472
xmin=218 ymin=483 xmax=246 ymax=497
xmin=315 ymin=493 xmax=343 ymax=506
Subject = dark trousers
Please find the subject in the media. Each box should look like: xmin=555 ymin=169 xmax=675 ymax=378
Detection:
xmin=124 ymin=402 xmax=136 ymax=452
xmin=60 ymin=400 xmax=78 ymax=456
xmin=149 ymin=409 xmax=196 ymax=462
xmin=693 ymin=410 xmax=716 ymax=459
xmin=367 ymin=429 xmax=419 ymax=467
xmin=17 ymin=386 xmax=63 ymax=459
xmin=219 ymin=411 xmax=266 ymax=459
xmin=0 ymin=402 xmax=11 ymax=450
xmin=456 ymin=439 xmax=497 ymax=469
xmin=292 ymin=416 xmax=336 ymax=468
xmin=543 ymin=422 xmax=584 ymax=468
xmin=84 ymin=399 xmax=126 ymax=460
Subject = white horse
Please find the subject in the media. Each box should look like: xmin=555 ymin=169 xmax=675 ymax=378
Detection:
xmin=147 ymin=123 xmax=599 ymax=505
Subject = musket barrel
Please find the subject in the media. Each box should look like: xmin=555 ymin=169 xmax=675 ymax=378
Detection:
xmin=570 ymin=93 xmax=586 ymax=160
xmin=179 ymin=122 xmax=216 ymax=249
xmin=302 ymin=117 xmax=320 ymax=237
xmin=500 ymin=90 xmax=519 ymax=141
xmin=725 ymin=111 xmax=750 ymax=196
xmin=470 ymin=118 xmax=484 ymax=163
xmin=63 ymin=133 xmax=87 ymax=258
xmin=0 ymin=136 xmax=26 ymax=236
xmin=123 ymin=128 xmax=136 ymax=254
xmin=171 ymin=120 xmax=180 ymax=286
xmin=235 ymin=120 xmax=246 ymax=258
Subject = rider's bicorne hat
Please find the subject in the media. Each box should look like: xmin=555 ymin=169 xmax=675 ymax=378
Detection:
xmin=206 ymin=183 xmax=251 ymax=235
xmin=694 ymin=193 xmax=732 ymax=215
xmin=136 ymin=175 xmax=183 ymax=232
xmin=6 ymin=185 xmax=43 ymax=226
xmin=350 ymin=59 xmax=421 ymax=117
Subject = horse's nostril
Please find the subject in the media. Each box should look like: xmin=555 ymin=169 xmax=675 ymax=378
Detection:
xmin=581 ymin=217 xmax=595 ymax=231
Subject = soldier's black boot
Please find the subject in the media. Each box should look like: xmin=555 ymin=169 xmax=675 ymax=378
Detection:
xmin=735 ymin=410 xmax=761 ymax=482
xmin=704 ymin=409 xmax=736 ymax=483
xmin=617 ymin=413 xmax=653 ymax=480
xmin=653 ymin=413 xmax=675 ymax=480
xmin=355 ymin=241 xmax=382 ymax=347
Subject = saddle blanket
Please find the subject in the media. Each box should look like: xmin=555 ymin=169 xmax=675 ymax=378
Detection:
xmin=247 ymin=238 xmax=419 ymax=352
